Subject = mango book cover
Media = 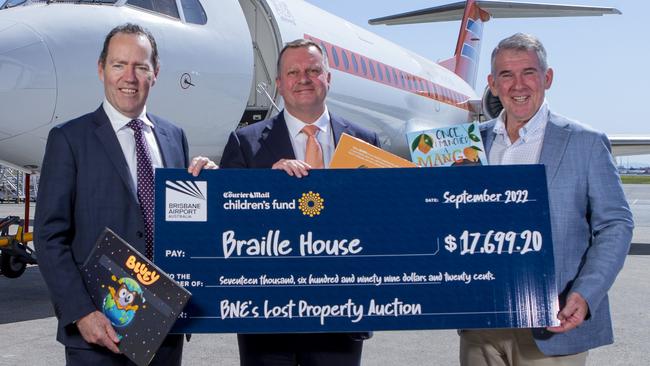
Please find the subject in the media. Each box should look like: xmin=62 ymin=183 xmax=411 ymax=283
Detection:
xmin=81 ymin=228 xmax=191 ymax=366
xmin=406 ymin=122 xmax=488 ymax=167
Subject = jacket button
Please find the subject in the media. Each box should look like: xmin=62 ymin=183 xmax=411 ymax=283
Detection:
xmin=136 ymin=231 xmax=144 ymax=238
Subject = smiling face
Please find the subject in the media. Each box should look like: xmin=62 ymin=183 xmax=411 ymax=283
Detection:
xmin=276 ymin=45 xmax=331 ymax=123
xmin=98 ymin=33 xmax=158 ymax=118
xmin=488 ymin=49 xmax=553 ymax=128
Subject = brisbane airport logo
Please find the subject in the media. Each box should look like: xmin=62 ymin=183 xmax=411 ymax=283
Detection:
xmin=165 ymin=180 xmax=207 ymax=222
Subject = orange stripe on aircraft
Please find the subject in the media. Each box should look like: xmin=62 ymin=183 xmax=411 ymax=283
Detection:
xmin=305 ymin=34 xmax=471 ymax=111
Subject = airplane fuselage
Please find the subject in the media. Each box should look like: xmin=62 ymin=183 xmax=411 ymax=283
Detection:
xmin=0 ymin=0 xmax=476 ymax=172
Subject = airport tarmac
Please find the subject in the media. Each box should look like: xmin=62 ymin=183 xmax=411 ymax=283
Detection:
xmin=1 ymin=185 xmax=648 ymax=365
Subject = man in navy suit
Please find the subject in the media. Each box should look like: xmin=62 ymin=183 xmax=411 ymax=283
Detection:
xmin=35 ymin=23 xmax=215 ymax=365
xmin=459 ymin=33 xmax=634 ymax=366
xmin=220 ymin=39 xmax=377 ymax=366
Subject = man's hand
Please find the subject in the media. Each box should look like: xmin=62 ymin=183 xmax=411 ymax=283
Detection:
xmin=547 ymin=292 xmax=589 ymax=333
xmin=188 ymin=156 xmax=218 ymax=176
xmin=272 ymin=159 xmax=313 ymax=178
xmin=76 ymin=311 xmax=121 ymax=353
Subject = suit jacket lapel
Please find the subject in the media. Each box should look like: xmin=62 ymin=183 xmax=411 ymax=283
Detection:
xmin=539 ymin=114 xmax=571 ymax=184
xmin=330 ymin=114 xmax=349 ymax=147
xmin=149 ymin=114 xmax=173 ymax=167
xmin=260 ymin=113 xmax=296 ymax=160
xmin=481 ymin=120 xmax=497 ymax=157
xmin=93 ymin=107 xmax=138 ymax=202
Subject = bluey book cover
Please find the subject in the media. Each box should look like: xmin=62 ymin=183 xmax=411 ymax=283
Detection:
xmin=81 ymin=228 xmax=191 ymax=366
xmin=406 ymin=122 xmax=488 ymax=167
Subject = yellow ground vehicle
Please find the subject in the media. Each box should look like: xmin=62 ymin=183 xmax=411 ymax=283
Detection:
xmin=0 ymin=216 xmax=35 ymax=278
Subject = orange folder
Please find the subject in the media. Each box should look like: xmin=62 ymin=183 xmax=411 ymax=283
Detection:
xmin=329 ymin=133 xmax=416 ymax=169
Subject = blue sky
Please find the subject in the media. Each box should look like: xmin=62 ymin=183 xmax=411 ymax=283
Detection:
xmin=306 ymin=0 xmax=650 ymax=166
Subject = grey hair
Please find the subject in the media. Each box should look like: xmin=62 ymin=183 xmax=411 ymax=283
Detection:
xmin=490 ymin=33 xmax=548 ymax=74
xmin=276 ymin=38 xmax=329 ymax=76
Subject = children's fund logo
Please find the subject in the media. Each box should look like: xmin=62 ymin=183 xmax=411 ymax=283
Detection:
xmin=165 ymin=180 xmax=207 ymax=221
xmin=298 ymin=191 xmax=324 ymax=217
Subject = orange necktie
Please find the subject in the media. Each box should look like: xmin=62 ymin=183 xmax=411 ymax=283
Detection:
xmin=302 ymin=125 xmax=324 ymax=168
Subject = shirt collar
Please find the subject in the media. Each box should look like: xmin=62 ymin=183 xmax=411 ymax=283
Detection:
xmin=492 ymin=100 xmax=549 ymax=142
xmin=284 ymin=107 xmax=331 ymax=138
xmin=102 ymin=99 xmax=153 ymax=132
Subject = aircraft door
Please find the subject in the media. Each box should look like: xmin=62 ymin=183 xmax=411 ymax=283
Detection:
xmin=238 ymin=0 xmax=283 ymax=126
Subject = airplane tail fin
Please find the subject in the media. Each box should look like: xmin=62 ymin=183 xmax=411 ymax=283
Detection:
xmin=369 ymin=1 xmax=620 ymax=88
xmin=438 ymin=0 xmax=486 ymax=88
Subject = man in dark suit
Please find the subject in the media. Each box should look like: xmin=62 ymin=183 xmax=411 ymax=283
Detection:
xmin=35 ymin=23 xmax=215 ymax=365
xmin=220 ymin=39 xmax=378 ymax=366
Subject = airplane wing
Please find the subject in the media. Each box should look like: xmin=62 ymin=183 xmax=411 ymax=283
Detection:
xmin=368 ymin=1 xmax=621 ymax=25
xmin=610 ymin=136 xmax=650 ymax=157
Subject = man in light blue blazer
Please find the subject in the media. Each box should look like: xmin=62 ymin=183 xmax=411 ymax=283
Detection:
xmin=460 ymin=33 xmax=634 ymax=366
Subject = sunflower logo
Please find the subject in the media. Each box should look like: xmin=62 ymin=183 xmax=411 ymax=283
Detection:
xmin=298 ymin=191 xmax=324 ymax=217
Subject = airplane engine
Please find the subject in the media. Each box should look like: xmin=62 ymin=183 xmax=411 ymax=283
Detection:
xmin=481 ymin=85 xmax=503 ymax=120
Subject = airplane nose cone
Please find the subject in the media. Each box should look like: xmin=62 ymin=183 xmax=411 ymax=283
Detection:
xmin=0 ymin=19 xmax=56 ymax=168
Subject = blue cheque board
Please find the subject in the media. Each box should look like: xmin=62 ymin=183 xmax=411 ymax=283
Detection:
xmin=154 ymin=165 xmax=559 ymax=333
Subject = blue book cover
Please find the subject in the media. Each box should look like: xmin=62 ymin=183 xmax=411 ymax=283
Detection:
xmin=406 ymin=122 xmax=488 ymax=167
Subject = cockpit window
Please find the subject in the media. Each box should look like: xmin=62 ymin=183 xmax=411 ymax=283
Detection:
xmin=1 ymin=0 xmax=28 ymax=9
xmin=127 ymin=0 xmax=179 ymax=19
xmin=180 ymin=0 xmax=207 ymax=25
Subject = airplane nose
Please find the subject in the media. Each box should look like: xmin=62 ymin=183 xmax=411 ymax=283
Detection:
xmin=0 ymin=19 xmax=56 ymax=136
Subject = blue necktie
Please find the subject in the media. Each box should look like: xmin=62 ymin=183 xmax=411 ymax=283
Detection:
xmin=127 ymin=119 xmax=155 ymax=259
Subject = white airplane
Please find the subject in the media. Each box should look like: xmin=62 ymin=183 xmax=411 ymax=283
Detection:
xmin=0 ymin=0 xmax=648 ymax=277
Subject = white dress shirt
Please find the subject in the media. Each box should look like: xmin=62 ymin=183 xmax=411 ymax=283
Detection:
xmin=284 ymin=107 xmax=335 ymax=166
xmin=103 ymin=100 xmax=164 ymax=188
xmin=488 ymin=101 xmax=549 ymax=165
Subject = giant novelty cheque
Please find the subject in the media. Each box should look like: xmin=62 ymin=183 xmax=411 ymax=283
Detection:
xmin=154 ymin=166 xmax=559 ymax=333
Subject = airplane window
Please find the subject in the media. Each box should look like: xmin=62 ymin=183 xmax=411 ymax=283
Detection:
xmin=392 ymin=69 xmax=399 ymax=86
xmin=341 ymin=50 xmax=350 ymax=70
xmin=330 ymin=47 xmax=340 ymax=68
xmin=180 ymin=0 xmax=207 ymax=25
xmin=360 ymin=57 xmax=367 ymax=76
xmin=384 ymin=65 xmax=391 ymax=83
xmin=127 ymin=0 xmax=180 ymax=19
xmin=400 ymin=73 xmax=406 ymax=88
xmin=350 ymin=54 xmax=359 ymax=73
xmin=368 ymin=61 xmax=375 ymax=79
xmin=319 ymin=42 xmax=330 ymax=61
xmin=376 ymin=63 xmax=383 ymax=81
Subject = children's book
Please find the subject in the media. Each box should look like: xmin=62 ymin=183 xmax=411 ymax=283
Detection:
xmin=81 ymin=228 xmax=191 ymax=366
xmin=406 ymin=122 xmax=488 ymax=167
